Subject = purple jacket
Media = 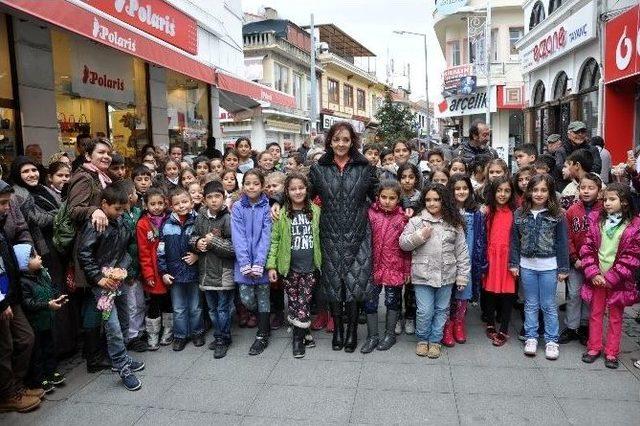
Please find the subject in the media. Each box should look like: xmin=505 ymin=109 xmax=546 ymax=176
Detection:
xmin=580 ymin=212 xmax=640 ymax=308
xmin=231 ymin=193 xmax=272 ymax=285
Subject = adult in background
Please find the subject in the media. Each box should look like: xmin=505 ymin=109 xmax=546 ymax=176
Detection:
xmin=455 ymin=121 xmax=497 ymax=164
xmin=71 ymin=133 xmax=93 ymax=172
xmin=590 ymin=136 xmax=611 ymax=184
xmin=563 ymin=121 xmax=602 ymax=174
xmin=199 ymin=136 xmax=222 ymax=160
xmin=24 ymin=144 xmax=47 ymax=185
xmin=542 ymin=134 xmax=567 ymax=190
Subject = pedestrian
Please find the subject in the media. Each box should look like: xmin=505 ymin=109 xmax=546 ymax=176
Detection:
xmin=266 ymin=142 xmax=284 ymax=171
xmin=400 ymin=183 xmax=470 ymax=359
xmin=131 ymin=165 xmax=152 ymax=209
xmin=236 ymin=138 xmax=255 ymax=174
xmin=192 ymin=180 xmax=236 ymax=359
xmin=513 ymin=143 xmax=538 ymax=170
xmin=510 ymin=174 xmax=569 ymax=360
xmin=580 ymin=183 xmax=640 ymax=369
xmin=563 ymin=121 xmax=602 ymax=174
xmin=158 ymin=187 xmax=203 ymax=352
xmin=136 ymin=188 xmax=172 ymax=350
xmin=559 ymin=173 xmax=603 ymax=345
xmin=267 ymin=173 xmax=321 ymax=358
xmin=361 ymin=180 xmax=410 ymax=354
xmin=231 ymin=169 xmax=272 ymax=355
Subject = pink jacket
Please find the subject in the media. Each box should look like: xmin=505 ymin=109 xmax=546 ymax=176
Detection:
xmin=580 ymin=212 xmax=640 ymax=308
xmin=368 ymin=201 xmax=411 ymax=286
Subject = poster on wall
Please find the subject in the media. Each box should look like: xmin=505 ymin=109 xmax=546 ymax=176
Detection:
xmin=71 ymin=38 xmax=134 ymax=105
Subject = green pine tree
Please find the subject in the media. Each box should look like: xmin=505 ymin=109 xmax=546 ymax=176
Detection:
xmin=374 ymin=93 xmax=418 ymax=143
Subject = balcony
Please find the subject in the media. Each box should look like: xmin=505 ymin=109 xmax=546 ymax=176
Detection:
xmin=243 ymin=32 xmax=316 ymax=69
xmin=317 ymin=51 xmax=378 ymax=85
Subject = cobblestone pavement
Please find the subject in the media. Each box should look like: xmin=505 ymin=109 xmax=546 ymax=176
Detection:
xmin=2 ymin=305 xmax=640 ymax=425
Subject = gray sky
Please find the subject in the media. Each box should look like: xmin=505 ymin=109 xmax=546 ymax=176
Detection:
xmin=240 ymin=0 xmax=445 ymax=102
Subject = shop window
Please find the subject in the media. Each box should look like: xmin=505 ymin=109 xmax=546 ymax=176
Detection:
xmin=529 ymin=2 xmax=546 ymax=30
xmin=549 ymin=0 xmax=563 ymax=14
xmin=343 ymin=84 xmax=353 ymax=108
xmin=0 ymin=15 xmax=17 ymax=170
xmin=532 ymin=80 xmax=545 ymax=105
xmin=274 ymin=62 xmax=289 ymax=93
xmin=579 ymin=58 xmax=600 ymax=92
xmin=578 ymin=58 xmax=600 ymax=137
xmin=328 ymin=79 xmax=339 ymax=104
xmin=553 ymin=71 xmax=569 ymax=100
xmin=52 ymin=30 xmax=149 ymax=159
xmin=166 ymin=70 xmax=210 ymax=155
xmin=357 ymin=89 xmax=366 ymax=111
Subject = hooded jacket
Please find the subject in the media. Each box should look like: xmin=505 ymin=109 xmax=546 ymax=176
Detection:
xmin=21 ymin=268 xmax=57 ymax=331
xmin=158 ymin=211 xmax=199 ymax=285
xmin=137 ymin=212 xmax=168 ymax=294
xmin=231 ymin=194 xmax=272 ymax=285
xmin=191 ymin=206 xmax=235 ymax=291
xmin=368 ymin=201 xmax=410 ymax=287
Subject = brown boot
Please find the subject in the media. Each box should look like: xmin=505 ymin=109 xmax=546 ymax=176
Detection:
xmin=24 ymin=388 xmax=45 ymax=399
xmin=0 ymin=392 xmax=41 ymax=413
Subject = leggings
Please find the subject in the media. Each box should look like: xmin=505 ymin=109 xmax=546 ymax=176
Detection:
xmin=283 ymin=272 xmax=316 ymax=328
xmin=484 ymin=292 xmax=516 ymax=334
xmin=364 ymin=285 xmax=402 ymax=314
xmin=239 ymin=284 xmax=270 ymax=313
xmin=403 ymin=283 xmax=416 ymax=320
xmin=147 ymin=293 xmax=172 ymax=319
xmin=270 ymin=287 xmax=285 ymax=313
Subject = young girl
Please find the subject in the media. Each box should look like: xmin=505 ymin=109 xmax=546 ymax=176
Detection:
xmin=136 ymin=188 xmax=171 ymax=349
xmin=580 ymin=183 xmax=640 ymax=369
xmin=231 ymin=169 xmax=273 ymax=355
xmin=266 ymin=173 xmax=321 ymax=358
xmin=188 ymin=182 xmax=204 ymax=213
xmin=510 ymin=174 xmax=569 ymax=359
xmin=223 ymin=150 xmax=244 ymax=188
xmin=486 ymin=158 xmax=510 ymax=181
xmin=221 ymin=169 xmax=240 ymax=210
xmin=443 ymin=174 xmax=487 ymax=346
xmin=482 ymin=176 xmax=518 ymax=346
xmin=193 ymin=156 xmax=211 ymax=180
xmin=235 ymin=137 xmax=255 ymax=174
xmin=162 ymin=159 xmax=181 ymax=192
xmin=400 ymin=183 xmax=470 ymax=359
xmin=210 ymin=158 xmax=224 ymax=179
xmin=180 ymin=168 xmax=197 ymax=189
xmin=47 ymin=161 xmax=71 ymax=197
xmin=430 ymin=169 xmax=449 ymax=186
xmin=513 ymin=166 xmax=534 ymax=207
xmin=448 ymin=157 xmax=467 ymax=176
xmin=361 ymin=180 xmax=410 ymax=354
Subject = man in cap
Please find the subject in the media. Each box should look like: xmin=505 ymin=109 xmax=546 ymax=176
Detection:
xmin=564 ymin=121 xmax=601 ymax=174
xmin=543 ymin=133 xmax=567 ymax=188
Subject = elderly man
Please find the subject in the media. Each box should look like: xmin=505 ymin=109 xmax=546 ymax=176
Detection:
xmin=563 ymin=121 xmax=601 ymax=174
xmin=455 ymin=121 xmax=497 ymax=163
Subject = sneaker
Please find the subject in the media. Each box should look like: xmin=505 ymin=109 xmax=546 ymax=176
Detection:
xmin=427 ymin=343 xmax=441 ymax=359
xmin=47 ymin=372 xmax=65 ymax=386
xmin=582 ymin=351 xmax=600 ymax=363
xmin=545 ymin=342 xmax=560 ymax=360
xmin=415 ymin=341 xmax=429 ymax=357
xmin=604 ymin=357 xmax=619 ymax=369
xmin=40 ymin=381 xmax=55 ymax=394
xmin=524 ymin=338 xmax=538 ymax=356
xmin=213 ymin=339 xmax=230 ymax=359
xmin=558 ymin=328 xmax=579 ymax=344
xmin=192 ymin=333 xmax=205 ymax=347
xmin=404 ymin=319 xmax=415 ymax=335
xmin=120 ymin=367 xmax=142 ymax=391
xmin=304 ymin=331 xmax=316 ymax=348
xmin=0 ymin=391 xmax=41 ymax=413
xmin=172 ymin=338 xmax=187 ymax=351
xmin=129 ymin=359 xmax=145 ymax=372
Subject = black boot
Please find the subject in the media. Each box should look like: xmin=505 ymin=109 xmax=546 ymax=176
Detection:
xmin=292 ymin=326 xmax=306 ymax=358
xmin=331 ymin=302 xmax=344 ymax=351
xmin=84 ymin=328 xmax=111 ymax=373
xmin=377 ymin=309 xmax=399 ymax=351
xmin=360 ymin=313 xmax=379 ymax=354
xmin=249 ymin=312 xmax=270 ymax=355
xmin=344 ymin=301 xmax=358 ymax=353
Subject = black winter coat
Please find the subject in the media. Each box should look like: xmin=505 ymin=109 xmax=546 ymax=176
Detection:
xmin=309 ymin=151 xmax=378 ymax=302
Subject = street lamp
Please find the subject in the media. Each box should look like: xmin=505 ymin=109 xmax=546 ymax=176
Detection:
xmin=393 ymin=30 xmax=431 ymax=140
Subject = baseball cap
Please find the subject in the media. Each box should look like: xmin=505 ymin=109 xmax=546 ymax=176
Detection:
xmin=567 ymin=121 xmax=587 ymax=132
xmin=546 ymin=134 xmax=561 ymax=143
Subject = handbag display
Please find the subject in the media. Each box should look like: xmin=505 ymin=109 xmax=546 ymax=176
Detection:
xmin=0 ymin=118 xmax=9 ymax=130
xmin=75 ymin=113 xmax=91 ymax=134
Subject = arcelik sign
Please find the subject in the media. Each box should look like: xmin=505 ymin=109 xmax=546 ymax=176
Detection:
xmin=435 ymin=87 xmax=496 ymax=119
xmin=604 ymin=4 xmax=640 ymax=84
xmin=84 ymin=0 xmax=198 ymax=54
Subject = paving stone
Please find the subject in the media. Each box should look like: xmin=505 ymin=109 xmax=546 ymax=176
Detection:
xmin=182 ymin=353 xmax=278 ymax=384
xmin=457 ymin=394 xmax=568 ymax=425
xmin=542 ymin=368 xmax=640 ymax=401
xmin=266 ymin=358 xmax=361 ymax=389
xmin=559 ymin=397 xmax=640 ymax=424
xmin=135 ymin=407 xmax=243 ymax=425
xmin=358 ymin=362 xmax=453 ymax=392
xmin=70 ymin=373 xmax=176 ymax=406
xmin=159 ymin=378 xmax=261 ymax=414
xmin=451 ymin=365 xmax=551 ymax=397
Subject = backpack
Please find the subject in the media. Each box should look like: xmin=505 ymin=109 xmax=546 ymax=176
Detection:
xmin=53 ymin=201 xmax=75 ymax=253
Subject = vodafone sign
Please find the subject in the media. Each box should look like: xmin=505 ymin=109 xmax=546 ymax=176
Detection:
xmin=604 ymin=5 xmax=640 ymax=84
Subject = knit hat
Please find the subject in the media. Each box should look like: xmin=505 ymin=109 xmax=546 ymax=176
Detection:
xmin=13 ymin=243 xmax=33 ymax=272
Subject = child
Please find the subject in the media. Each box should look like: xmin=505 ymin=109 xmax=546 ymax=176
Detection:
xmin=221 ymin=169 xmax=241 ymax=211
xmin=76 ymin=182 xmax=145 ymax=391
xmin=561 ymin=148 xmax=594 ymax=208
xmin=209 ymin=158 xmax=224 ymax=179
xmin=47 ymin=161 xmax=71 ymax=196
xmin=231 ymin=169 xmax=272 ymax=355
xmin=427 ymin=148 xmax=446 ymax=172
xmin=257 ymin=151 xmax=276 ymax=175
xmin=236 ymin=138 xmax=255 ymax=174
xmin=223 ymin=149 xmax=240 ymax=173
xmin=193 ymin=156 xmax=211 ymax=180
xmin=580 ymin=183 xmax=640 ymax=369
xmin=108 ymin=153 xmax=127 ymax=181
xmin=267 ymin=173 xmax=321 ymax=358
xmin=482 ymin=176 xmax=517 ymax=346
xmin=380 ymin=148 xmax=394 ymax=168
xmin=470 ymin=155 xmax=491 ymax=193
xmin=363 ymin=144 xmax=381 ymax=167
xmin=266 ymin=142 xmax=283 ymax=171
xmin=264 ymin=171 xmax=286 ymax=330
xmin=180 ymin=168 xmax=197 ymax=189
xmin=443 ymin=174 xmax=487 ymax=346
xmin=192 ymin=180 xmax=236 ymax=359
xmin=560 ymin=173 xmax=603 ymax=345
xmin=188 ymin=181 xmax=204 ymax=213
xmin=513 ymin=166 xmax=534 ymax=207
xmin=430 ymin=169 xmax=449 ymax=186
xmin=18 ymin=245 xmax=66 ymax=393
xmin=361 ymin=180 xmax=410 ymax=354
xmin=132 ymin=165 xmax=152 ymax=208
xmin=486 ymin=158 xmax=510 ymax=181
xmin=137 ymin=188 xmax=172 ymax=350
xmin=514 ymin=143 xmax=538 ymax=169
xmin=158 ymin=187 xmax=203 ymax=351
xmin=161 ymin=159 xmax=181 ymax=193
xmin=448 ymin=157 xmax=467 ymax=176
xmin=400 ymin=183 xmax=470 ymax=359
xmin=284 ymin=153 xmax=303 ymax=174
xmin=510 ymin=174 xmax=569 ymax=360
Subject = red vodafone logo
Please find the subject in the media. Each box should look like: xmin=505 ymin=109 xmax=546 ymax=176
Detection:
xmin=533 ymin=27 xmax=566 ymax=63
xmin=605 ymin=5 xmax=640 ymax=83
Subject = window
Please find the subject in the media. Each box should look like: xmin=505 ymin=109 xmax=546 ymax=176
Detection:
xmin=532 ymin=80 xmax=545 ymax=106
xmin=274 ymin=62 xmax=289 ymax=93
xmin=166 ymin=70 xmax=209 ymax=155
xmin=578 ymin=58 xmax=601 ymax=137
xmin=509 ymin=27 xmax=524 ymax=56
xmin=357 ymin=89 xmax=366 ymax=111
xmin=579 ymin=58 xmax=600 ymax=92
xmin=553 ymin=71 xmax=569 ymax=100
xmin=306 ymin=76 xmax=312 ymax=111
xmin=293 ymin=73 xmax=302 ymax=109
xmin=491 ymin=29 xmax=499 ymax=62
xmin=448 ymin=40 xmax=461 ymax=66
xmin=343 ymin=84 xmax=353 ymax=108
xmin=328 ymin=78 xmax=339 ymax=104
xmin=529 ymin=1 xmax=546 ymax=30
xmin=549 ymin=0 xmax=563 ymax=14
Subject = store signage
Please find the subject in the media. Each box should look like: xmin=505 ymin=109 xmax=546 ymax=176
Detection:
xmin=443 ymin=64 xmax=475 ymax=93
xmin=83 ymin=0 xmax=198 ymax=54
xmin=604 ymin=5 xmax=640 ymax=83
xmin=497 ymin=85 xmax=524 ymax=109
xmin=436 ymin=0 xmax=468 ymax=16
xmin=320 ymin=114 xmax=366 ymax=133
xmin=434 ymin=87 xmax=497 ymax=118
xmin=92 ymin=16 xmax=137 ymax=52
xmin=520 ymin=2 xmax=596 ymax=73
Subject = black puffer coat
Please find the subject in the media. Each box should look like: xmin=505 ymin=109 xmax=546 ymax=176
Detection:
xmin=309 ymin=151 xmax=378 ymax=303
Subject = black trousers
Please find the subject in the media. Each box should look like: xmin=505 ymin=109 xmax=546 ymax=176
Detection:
xmin=27 ymin=328 xmax=57 ymax=386
xmin=147 ymin=293 xmax=172 ymax=319
xmin=484 ymin=292 xmax=516 ymax=334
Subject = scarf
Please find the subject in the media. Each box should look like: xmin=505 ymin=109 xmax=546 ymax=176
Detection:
xmin=9 ymin=156 xmax=59 ymax=210
xmin=82 ymin=163 xmax=112 ymax=189
xmin=148 ymin=213 xmax=165 ymax=230
xmin=603 ymin=212 xmax=624 ymax=238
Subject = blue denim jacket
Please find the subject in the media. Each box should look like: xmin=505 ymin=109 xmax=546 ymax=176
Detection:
xmin=509 ymin=208 xmax=570 ymax=274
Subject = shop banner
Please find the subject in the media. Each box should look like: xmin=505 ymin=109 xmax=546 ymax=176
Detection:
xmin=519 ymin=2 xmax=596 ymax=73
xmin=604 ymin=4 xmax=640 ymax=84
xmin=443 ymin=64 xmax=476 ymax=94
xmin=71 ymin=38 xmax=134 ymax=104
xmin=435 ymin=87 xmax=497 ymax=119
xmin=320 ymin=113 xmax=366 ymax=133
xmin=82 ymin=0 xmax=198 ymax=54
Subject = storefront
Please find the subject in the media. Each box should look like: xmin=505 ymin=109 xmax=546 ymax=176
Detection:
xmin=603 ymin=4 xmax=640 ymax=164
xmin=0 ymin=14 xmax=17 ymax=172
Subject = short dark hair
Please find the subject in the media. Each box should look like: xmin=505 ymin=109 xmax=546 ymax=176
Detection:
xmin=266 ymin=142 xmax=281 ymax=152
xmin=469 ymin=120 xmax=486 ymax=140
xmin=110 ymin=152 xmax=125 ymax=166
xmin=566 ymin=148 xmax=594 ymax=173
xmin=242 ymin=168 xmax=265 ymax=186
xmin=119 ymin=179 xmax=136 ymax=195
xmin=204 ymin=180 xmax=224 ymax=196
xmin=85 ymin=138 xmax=112 ymax=157
xmin=380 ymin=147 xmax=393 ymax=159
xmin=427 ymin=148 xmax=445 ymax=161
xmin=101 ymin=182 xmax=129 ymax=205
xmin=131 ymin=165 xmax=152 ymax=179
xmin=514 ymin=143 xmax=538 ymax=157
xmin=169 ymin=143 xmax=183 ymax=153
xmin=363 ymin=144 xmax=381 ymax=155
xmin=48 ymin=161 xmax=71 ymax=176
xmin=535 ymin=154 xmax=556 ymax=173
xmin=590 ymin=135 xmax=604 ymax=148
xmin=377 ymin=179 xmax=402 ymax=198
xmin=168 ymin=186 xmax=190 ymax=203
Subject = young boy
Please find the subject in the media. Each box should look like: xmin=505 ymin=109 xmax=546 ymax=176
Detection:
xmin=17 ymin=244 xmax=66 ymax=393
xmin=363 ymin=144 xmax=381 ymax=167
xmin=426 ymin=148 xmax=446 ymax=172
xmin=132 ymin=165 xmax=153 ymax=209
xmin=76 ymin=182 xmax=145 ymax=391
xmin=257 ymin=151 xmax=276 ymax=175
xmin=560 ymin=172 xmax=603 ymax=345
xmin=266 ymin=142 xmax=283 ymax=171
xmin=191 ymin=181 xmax=235 ymax=358
xmin=514 ymin=143 xmax=538 ymax=169
xmin=108 ymin=153 xmax=127 ymax=181
xmin=263 ymin=172 xmax=286 ymax=330
xmin=158 ymin=187 xmax=203 ymax=351
xmin=561 ymin=148 xmax=594 ymax=208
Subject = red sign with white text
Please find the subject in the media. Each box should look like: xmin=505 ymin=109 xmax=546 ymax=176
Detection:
xmin=604 ymin=5 xmax=640 ymax=84
xmin=83 ymin=0 xmax=198 ymax=54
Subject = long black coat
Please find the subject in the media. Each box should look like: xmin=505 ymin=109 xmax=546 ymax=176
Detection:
xmin=309 ymin=151 xmax=378 ymax=303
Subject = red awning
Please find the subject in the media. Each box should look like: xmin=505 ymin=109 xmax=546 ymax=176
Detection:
xmin=1 ymin=0 xmax=215 ymax=84
xmin=215 ymin=71 xmax=296 ymax=110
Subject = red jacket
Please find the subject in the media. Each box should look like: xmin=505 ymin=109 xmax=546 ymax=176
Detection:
xmin=368 ymin=202 xmax=410 ymax=286
xmin=566 ymin=200 xmax=602 ymax=264
xmin=136 ymin=213 xmax=167 ymax=295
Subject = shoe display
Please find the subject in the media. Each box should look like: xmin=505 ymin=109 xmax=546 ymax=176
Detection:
xmin=558 ymin=328 xmax=579 ymax=344
xmin=545 ymin=342 xmax=560 ymax=360
xmin=172 ymin=338 xmax=187 ymax=351
xmin=416 ymin=341 xmax=429 ymax=357
xmin=524 ymin=338 xmax=538 ymax=356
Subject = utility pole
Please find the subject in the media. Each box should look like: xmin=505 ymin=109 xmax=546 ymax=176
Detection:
xmin=309 ymin=13 xmax=318 ymax=132
xmin=485 ymin=0 xmax=492 ymax=126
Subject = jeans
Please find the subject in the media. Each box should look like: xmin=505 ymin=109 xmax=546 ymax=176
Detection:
xmin=565 ymin=267 xmax=589 ymax=330
xmin=587 ymin=286 xmax=624 ymax=358
xmin=93 ymin=287 xmax=131 ymax=372
xmin=239 ymin=284 xmax=270 ymax=313
xmin=204 ymin=290 xmax=234 ymax=342
xmin=0 ymin=305 xmax=34 ymax=398
xmin=127 ymin=279 xmax=146 ymax=339
xmin=170 ymin=282 xmax=203 ymax=340
xmin=364 ymin=285 xmax=402 ymax=314
xmin=521 ymin=268 xmax=559 ymax=342
xmin=415 ymin=284 xmax=453 ymax=343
